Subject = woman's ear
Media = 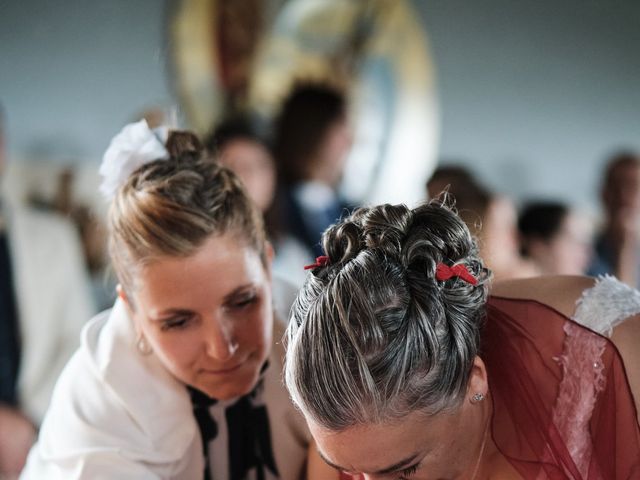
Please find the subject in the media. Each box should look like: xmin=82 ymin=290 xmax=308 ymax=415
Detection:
xmin=116 ymin=284 xmax=134 ymax=315
xmin=466 ymin=355 xmax=489 ymax=402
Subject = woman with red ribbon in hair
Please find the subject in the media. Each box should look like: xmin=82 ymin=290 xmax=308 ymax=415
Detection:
xmin=286 ymin=200 xmax=640 ymax=479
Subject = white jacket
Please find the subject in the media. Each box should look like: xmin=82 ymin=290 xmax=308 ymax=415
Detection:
xmin=7 ymin=204 xmax=94 ymax=423
xmin=21 ymin=280 xmax=310 ymax=479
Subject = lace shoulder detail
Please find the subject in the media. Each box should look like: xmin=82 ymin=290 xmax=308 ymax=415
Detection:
xmin=572 ymin=275 xmax=640 ymax=337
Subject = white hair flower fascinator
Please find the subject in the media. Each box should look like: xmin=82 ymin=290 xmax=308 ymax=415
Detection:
xmin=99 ymin=120 xmax=169 ymax=200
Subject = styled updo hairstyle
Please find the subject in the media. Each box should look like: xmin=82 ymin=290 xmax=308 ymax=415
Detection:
xmin=285 ymin=200 xmax=490 ymax=430
xmin=108 ymin=130 xmax=266 ymax=297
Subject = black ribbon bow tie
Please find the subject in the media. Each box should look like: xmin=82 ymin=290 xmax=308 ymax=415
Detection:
xmin=188 ymin=386 xmax=219 ymax=480
xmin=188 ymin=362 xmax=279 ymax=480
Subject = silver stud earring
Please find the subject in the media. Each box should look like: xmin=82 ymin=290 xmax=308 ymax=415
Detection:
xmin=470 ymin=393 xmax=485 ymax=404
xmin=136 ymin=334 xmax=153 ymax=355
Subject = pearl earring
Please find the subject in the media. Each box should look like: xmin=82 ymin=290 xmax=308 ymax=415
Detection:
xmin=136 ymin=334 xmax=153 ymax=355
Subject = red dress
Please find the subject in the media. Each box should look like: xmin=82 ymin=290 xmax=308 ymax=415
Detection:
xmin=341 ymin=296 xmax=640 ymax=479
xmin=485 ymin=296 xmax=640 ymax=479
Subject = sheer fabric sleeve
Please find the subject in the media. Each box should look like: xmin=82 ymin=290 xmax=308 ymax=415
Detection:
xmin=484 ymin=297 xmax=640 ymax=479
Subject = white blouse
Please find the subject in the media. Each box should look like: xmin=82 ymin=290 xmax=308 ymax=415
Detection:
xmin=20 ymin=279 xmax=310 ymax=480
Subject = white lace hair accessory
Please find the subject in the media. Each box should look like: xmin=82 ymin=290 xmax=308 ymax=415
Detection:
xmin=99 ymin=120 xmax=169 ymax=200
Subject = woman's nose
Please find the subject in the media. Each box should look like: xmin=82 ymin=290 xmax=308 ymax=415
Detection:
xmin=340 ymin=473 xmax=365 ymax=480
xmin=205 ymin=319 xmax=239 ymax=361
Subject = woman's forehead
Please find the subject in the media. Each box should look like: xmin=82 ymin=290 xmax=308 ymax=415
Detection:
xmin=308 ymin=412 xmax=456 ymax=474
xmin=135 ymin=235 xmax=267 ymax=304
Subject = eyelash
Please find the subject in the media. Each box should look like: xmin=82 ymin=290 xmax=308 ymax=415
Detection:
xmin=230 ymin=294 xmax=258 ymax=310
xmin=160 ymin=293 xmax=258 ymax=330
xmin=162 ymin=316 xmax=192 ymax=331
xmin=398 ymin=465 xmax=418 ymax=480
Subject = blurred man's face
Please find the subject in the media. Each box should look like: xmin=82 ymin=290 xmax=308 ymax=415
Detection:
xmin=604 ymin=162 xmax=640 ymax=216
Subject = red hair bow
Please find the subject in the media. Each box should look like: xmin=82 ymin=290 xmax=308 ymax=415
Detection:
xmin=304 ymin=255 xmax=330 ymax=270
xmin=435 ymin=262 xmax=478 ymax=285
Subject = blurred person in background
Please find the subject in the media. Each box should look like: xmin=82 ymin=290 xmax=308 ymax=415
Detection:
xmin=29 ymin=167 xmax=114 ymax=311
xmin=427 ymin=165 xmax=537 ymax=281
xmin=272 ymin=82 xmax=354 ymax=264
xmin=425 ymin=165 xmax=477 ymax=205
xmin=206 ymin=114 xmax=313 ymax=286
xmin=0 ymin=103 xmax=94 ymax=477
xmin=518 ymin=201 xmax=592 ymax=276
xmin=206 ymin=115 xmax=277 ymax=230
xmin=589 ymin=151 xmax=640 ymax=287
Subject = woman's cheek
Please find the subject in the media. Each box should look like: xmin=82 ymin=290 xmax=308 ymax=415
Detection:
xmin=155 ymin=329 xmax=204 ymax=371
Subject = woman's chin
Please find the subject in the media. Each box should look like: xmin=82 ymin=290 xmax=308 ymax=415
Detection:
xmin=202 ymin=384 xmax=252 ymax=401
xmin=193 ymin=369 xmax=260 ymax=400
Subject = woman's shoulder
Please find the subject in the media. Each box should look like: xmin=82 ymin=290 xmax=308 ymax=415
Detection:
xmin=490 ymin=275 xmax=595 ymax=318
xmin=491 ymin=275 xmax=640 ymax=334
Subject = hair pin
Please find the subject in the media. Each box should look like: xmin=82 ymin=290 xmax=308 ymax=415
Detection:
xmin=304 ymin=255 xmax=330 ymax=270
xmin=436 ymin=262 xmax=478 ymax=285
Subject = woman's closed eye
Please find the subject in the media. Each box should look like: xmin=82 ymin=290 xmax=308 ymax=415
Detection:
xmin=161 ymin=314 xmax=194 ymax=331
xmin=227 ymin=292 xmax=259 ymax=310
xmin=398 ymin=464 xmax=418 ymax=480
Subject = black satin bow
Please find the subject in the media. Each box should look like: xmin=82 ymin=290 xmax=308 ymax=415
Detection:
xmin=188 ymin=362 xmax=279 ymax=480
xmin=188 ymin=386 xmax=219 ymax=480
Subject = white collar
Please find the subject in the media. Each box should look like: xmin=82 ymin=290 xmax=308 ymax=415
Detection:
xmin=81 ymin=300 xmax=196 ymax=460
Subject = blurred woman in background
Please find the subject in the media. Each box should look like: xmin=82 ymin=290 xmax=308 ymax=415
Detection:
xmin=272 ymin=82 xmax=353 ymax=261
xmin=518 ymin=201 xmax=592 ymax=276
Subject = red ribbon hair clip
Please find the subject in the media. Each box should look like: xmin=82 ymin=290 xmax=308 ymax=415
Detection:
xmin=304 ymin=255 xmax=330 ymax=270
xmin=436 ymin=262 xmax=478 ymax=286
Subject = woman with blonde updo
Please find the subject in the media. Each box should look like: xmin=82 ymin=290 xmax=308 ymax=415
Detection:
xmin=20 ymin=121 xmax=339 ymax=479
xmin=285 ymin=201 xmax=640 ymax=479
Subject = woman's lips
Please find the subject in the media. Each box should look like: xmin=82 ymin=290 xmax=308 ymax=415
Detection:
xmin=202 ymin=362 xmax=244 ymax=375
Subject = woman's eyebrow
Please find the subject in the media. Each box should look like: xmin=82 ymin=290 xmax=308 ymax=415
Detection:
xmin=150 ymin=308 xmax=193 ymax=320
xmin=317 ymin=449 xmax=420 ymax=475
xmin=372 ymin=453 xmax=421 ymax=475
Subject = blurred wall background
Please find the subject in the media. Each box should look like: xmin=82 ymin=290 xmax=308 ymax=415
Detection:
xmin=0 ymin=1 xmax=172 ymax=163
xmin=418 ymin=0 xmax=640 ymax=212
xmin=1 ymin=0 xmax=638 ymax=213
